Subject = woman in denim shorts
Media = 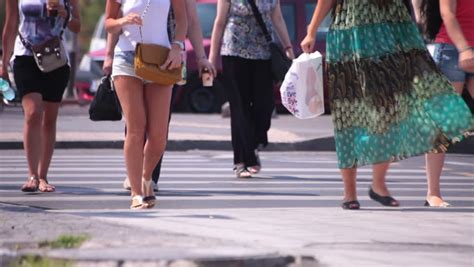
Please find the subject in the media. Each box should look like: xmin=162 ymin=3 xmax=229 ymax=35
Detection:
xmin=105 ymin=0 xmax=186 ymax=209
xmin=418 ymin=0 xmax=474 ymax=207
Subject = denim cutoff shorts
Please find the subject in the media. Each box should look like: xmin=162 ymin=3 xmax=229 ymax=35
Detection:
xmin=112 ymin=50 xmax=152 ymax=83
xmin=432 ymin=43 xmax=474 ymax=82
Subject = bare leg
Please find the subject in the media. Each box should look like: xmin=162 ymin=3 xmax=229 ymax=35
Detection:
xmin=37 ymin=101 xmax=61 ymax=192
xmin=21 ymin=93 xmax=43 ymax=184
xmin=114 ymin=76 xmax=146 ymax=197
xmin=341 ymin=167 xmax=357 ymax=201
xmin=425 ymin=153 xmax=450 ymax=206
xmin=466 ymin=76 xmax=474 ymax=99
xmin=142 ymin=83 xmax=172 ymax=180
xmin=371 ymin=161 xmax=399 ymax=206
xmin=451 ymin=82 xmax=465 ymax=95
xmin=371 ymin=161 xmax=391 ymax=196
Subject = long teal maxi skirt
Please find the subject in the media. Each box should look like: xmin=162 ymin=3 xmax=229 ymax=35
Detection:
xmin=326 ymin=0 xmax=474 ymax=168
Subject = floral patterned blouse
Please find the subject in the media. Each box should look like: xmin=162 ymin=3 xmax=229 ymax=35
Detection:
xmin=221 ymin=0 xmax=277 ymax=60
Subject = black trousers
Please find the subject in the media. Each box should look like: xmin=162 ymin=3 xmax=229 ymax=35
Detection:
xmin=222 ymin=56 xmax=274 ymax=167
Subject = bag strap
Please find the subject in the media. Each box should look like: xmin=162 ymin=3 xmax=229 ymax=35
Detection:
xmin=19 ymin=0 xmax=71 ymax=50
xmin=246 ymin=0 xmax=272 ymax=43
xmin=138 ymin=0 xmax=152 ymax=43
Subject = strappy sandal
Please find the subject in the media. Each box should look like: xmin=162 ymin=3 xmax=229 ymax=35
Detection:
xmin=342 ymin=200 xmax=360 ymax=210
xmin=142 ymin=178 xmax=156 ymax=208
xmin=130 ymin=195 xmax=146 ymax=209
xmin=38 ymin=178 xmax=55 ymax=192
xmin=234 ymin=164 xmax=252 ymax=178
xmin=21 ymin=176 xmax=39 ymax=192
xmin=369 ymin=187 xmax=399 ymax=207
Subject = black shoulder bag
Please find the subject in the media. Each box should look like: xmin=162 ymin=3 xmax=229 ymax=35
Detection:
xmin=246 ymin=0 xmax=292 ymax=82
xmin=89 ymin=76 xmax=122 ymax=121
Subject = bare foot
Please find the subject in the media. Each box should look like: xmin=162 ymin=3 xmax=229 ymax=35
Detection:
xmin=38 ymin=179 xmax=56 ymax=192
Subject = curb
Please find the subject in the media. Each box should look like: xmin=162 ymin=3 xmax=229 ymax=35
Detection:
xmin=1 ymin=249 xmax=318 ymax=267
xmin=0 ymin=136 xmax=473 ymax=154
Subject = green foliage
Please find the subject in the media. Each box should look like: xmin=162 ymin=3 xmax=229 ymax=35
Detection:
xmin=38 ymin=234 xmax=89 ymax=249
xmin=78 ymin=0 xmax=106 ymax=53
xmin=8 ymin=255 xmax=73 ymax=267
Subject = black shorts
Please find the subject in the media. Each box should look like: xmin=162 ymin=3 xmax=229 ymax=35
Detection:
xmin=13 ymin=56 xmax=70 ymax=103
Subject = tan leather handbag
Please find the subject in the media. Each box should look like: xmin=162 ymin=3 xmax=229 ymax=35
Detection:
xmin=134 ymin=43 xmax=182 ymax=85
xmin=133 ymin=0 xmax=182 ymax=85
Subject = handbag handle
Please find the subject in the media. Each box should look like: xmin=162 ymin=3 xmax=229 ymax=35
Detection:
xmin=19 ymin=0 xmax=71 ymax=50
xmin=138 ymin=0 xmax=152 ymax=43
xmin=246 ymin=0 xmax=273 ymax=44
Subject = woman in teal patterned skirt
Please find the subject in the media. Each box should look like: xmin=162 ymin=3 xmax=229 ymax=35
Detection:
xmin=301 ymin=0 xmax=473 ymax=209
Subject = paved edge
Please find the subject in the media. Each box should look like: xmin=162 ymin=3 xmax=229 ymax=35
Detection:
xmin=0 ymin=248 xmax=320 ymax=267
xmin=1 ymin=252 xmax=303 ymax=267
xmin=0 ymin=136 xmax=473 ymax=154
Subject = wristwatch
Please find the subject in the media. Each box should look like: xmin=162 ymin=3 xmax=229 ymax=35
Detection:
xmin=172 ymin=40 xmax=185 ymax=50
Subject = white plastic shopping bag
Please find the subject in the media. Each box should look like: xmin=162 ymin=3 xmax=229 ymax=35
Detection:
xmin=280 ymin=52 xmax=324 ymax=119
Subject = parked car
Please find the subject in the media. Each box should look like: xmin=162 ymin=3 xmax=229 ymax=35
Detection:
xmin=74 ymin=49 xmax=104 ymax=105
xmin=178 ymin=0 xmax=331 ymax=113
xmin=82 ymin=0 xmax=331 ymax=113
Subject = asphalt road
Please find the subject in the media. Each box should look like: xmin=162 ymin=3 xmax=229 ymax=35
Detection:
xmin=0 ymin=150 xmax=473 ymax=210
xmin=1 ymin=150 xmax=473 ymax=266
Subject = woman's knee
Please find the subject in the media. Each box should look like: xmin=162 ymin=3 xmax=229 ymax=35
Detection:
xmin=146 ymin=134 xmax=167 ymax=152
xmin=24 ymin=107 xmax=43 ymax=128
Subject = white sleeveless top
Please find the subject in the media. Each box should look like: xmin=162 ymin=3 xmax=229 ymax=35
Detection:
xmin=13 ymin=0 xmax=68 ymax=57
xmin=115 ymin=0 xmax=171 ymax=53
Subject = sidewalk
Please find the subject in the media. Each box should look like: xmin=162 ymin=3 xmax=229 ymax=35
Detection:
xmin=0 ymin=104 xmax=473 ymax=153
xmin=0 ymin=104 xmax=336 ymax=150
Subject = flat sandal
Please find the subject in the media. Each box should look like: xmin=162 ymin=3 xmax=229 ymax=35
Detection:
xmin=38 ymin=178 xmax=55 ymax=192
xmin=21 ymin=176 xmax=39 ymax=192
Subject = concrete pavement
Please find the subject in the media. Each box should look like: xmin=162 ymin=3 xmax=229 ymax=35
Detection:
xmin=0 ymin=150 xmax=473 ymax=266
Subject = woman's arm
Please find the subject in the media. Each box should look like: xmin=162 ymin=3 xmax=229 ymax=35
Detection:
xmin=271 ymin=1 xmax=294 ymax=59
xmin=209 ymin=0 xmax=230 ymax=67
xmin=171 ymin=0 xmax=188 ymax=43
xmin=162 ymin=0 xmax=187 ymax=70
xmin=185 ymin=0 xmax=216 ymax=77
xmin=439 ymin=0 xmax=469 ymax=52
xmin=103 ymin=32 xmax=119 ymax=75
xmin=439 ymin=0 xmax=473 ymax=71
xmin=1 ymin=0 xmax=19 ymax=83
xmin=301 ymin=0 xmax=335 ymax=53
xmin=67 ymin=0 xmax=81 ymax=33
xmin=105 ymin=0 xmax=142 ymax=34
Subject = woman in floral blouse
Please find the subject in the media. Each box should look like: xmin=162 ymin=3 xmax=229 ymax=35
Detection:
xmin=210 ymin=0 xmax=294 ymax=178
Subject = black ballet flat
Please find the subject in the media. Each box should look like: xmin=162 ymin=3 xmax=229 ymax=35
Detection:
xmin=369 ymin=187 xmax=399 ymax=207
xmin=342 ymin=200 xmax=360 ymax=210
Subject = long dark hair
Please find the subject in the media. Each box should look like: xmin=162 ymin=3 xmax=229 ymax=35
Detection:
xmin=419 ymin=0 xmax=442 ymax=40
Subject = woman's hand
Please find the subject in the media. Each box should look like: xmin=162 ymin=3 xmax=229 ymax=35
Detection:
xmin=285 ymin=47 xmax=295 ymax=60
xmin=301 ymin=35 xmax=316 ymax=54
xmin=47 ymin=3 xmax=68 ymax=19
xmin=161 ymin=45 xmax=182 ymax=70
xmin=198 ymin=58 xmax=217 ymax=77
xmin=102 ymin=55 xmax=113 ymax=76
xmin=0 ymin=67 xmax=10 ymax=85
xmin=459 ymin=49 xmax=474 ymax=73
xmin=119 ymin=13 xmax=143 ymax=27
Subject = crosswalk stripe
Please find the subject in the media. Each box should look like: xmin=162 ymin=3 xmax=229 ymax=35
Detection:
xmin=0 ymin=151 xmax=472 ymax=210
xmin=0 ymin=167 xmax=432 ymax=173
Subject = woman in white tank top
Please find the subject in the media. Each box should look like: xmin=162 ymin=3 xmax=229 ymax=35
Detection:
xmin=105 ymin=0 xmax=187 ymax=209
